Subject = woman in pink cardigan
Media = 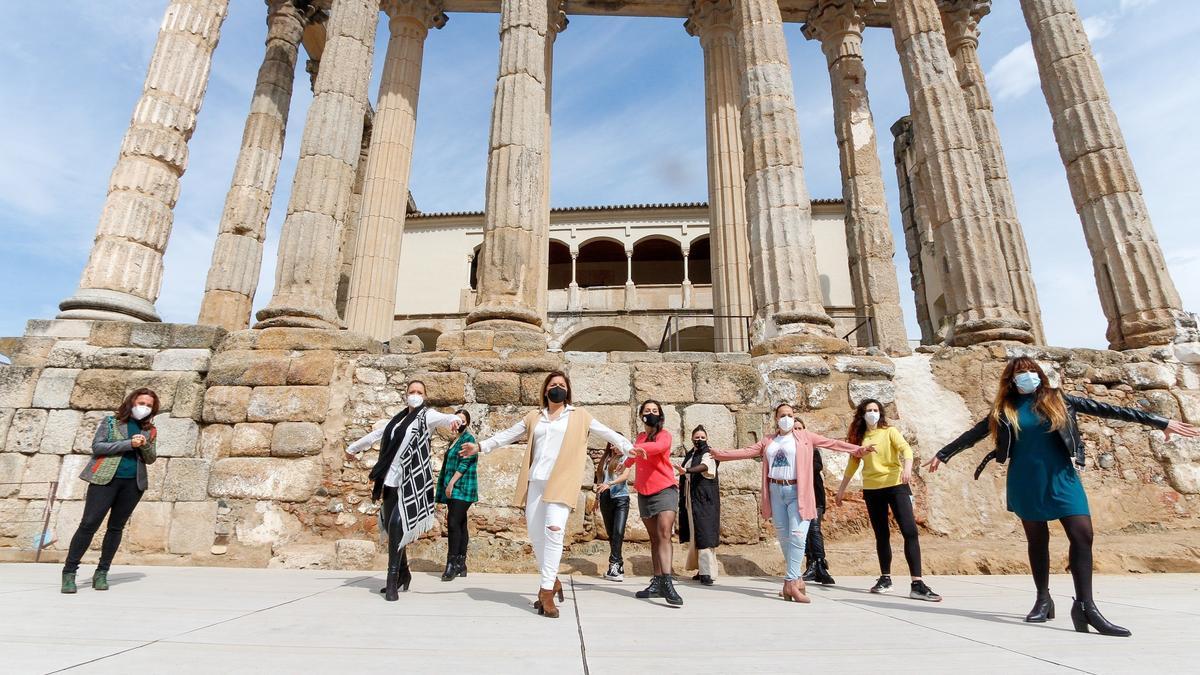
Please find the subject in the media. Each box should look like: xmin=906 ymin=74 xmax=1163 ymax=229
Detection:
xmin=711 ymin=403 xmax=872 ymax=603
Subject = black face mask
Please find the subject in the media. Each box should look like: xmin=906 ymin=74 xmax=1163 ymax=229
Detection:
xmin=546 ymin=386 xmax=568 ymax=404
xmin=642 ymin=413 xmax=662 ymax=427
xmin=693 ymin=439 xmax=708 ymax=450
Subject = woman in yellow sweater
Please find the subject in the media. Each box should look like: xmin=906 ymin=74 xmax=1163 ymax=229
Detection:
xmin=835 ymin=398 xmax=941 ymax=602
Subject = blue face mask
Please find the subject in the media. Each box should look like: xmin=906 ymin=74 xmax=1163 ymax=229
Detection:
xmin=1014 ymin=372 xmax=1041 ymax=394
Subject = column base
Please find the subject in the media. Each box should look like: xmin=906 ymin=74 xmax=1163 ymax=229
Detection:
xmin=947 ymin=317 xmax=1033 ymax=347
xmin=57 ymin=288 xmax=160 ymax=323
xmin=1111 ymin=309 xmax=1198 ymax=351
xmin=253 ymin=301 xmax=341 ymax=330
xmin=465 ymin=303 xmax=543 ymax=331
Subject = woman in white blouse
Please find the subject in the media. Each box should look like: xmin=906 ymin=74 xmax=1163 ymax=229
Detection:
xmin=461 ymin=370 xmax=635 ymax=619
xmin=346 ymin=380 xmax=461 ymax=600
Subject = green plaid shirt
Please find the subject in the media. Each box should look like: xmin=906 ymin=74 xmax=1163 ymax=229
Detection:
xmin=436 ymin=432 xmax=478 ymax=503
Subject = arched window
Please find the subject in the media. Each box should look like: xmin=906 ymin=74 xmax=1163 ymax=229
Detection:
xmin=561 ymin=326 xmax=648 ymax=352
xmin=548 ymin=241 xmax=572 ymax=290
xmin=688 ymin=237 xmax=712 ymax=285
xmin=632 ymin=238 xmax=684 ymax=285
xmin=576 ymin=240 xmax=626 ymax=288
xmin=662 ymin=325 xmax=715 ymax=352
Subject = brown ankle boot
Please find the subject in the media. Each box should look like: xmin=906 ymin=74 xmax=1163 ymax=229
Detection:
xmin=537 ymin=588 xmax=560 ymax=618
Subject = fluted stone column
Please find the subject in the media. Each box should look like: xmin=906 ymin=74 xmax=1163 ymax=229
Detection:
xmin=803 ymin=0 xmax=909 ymax=355
xmin=255 ymin=0 xmax=378 ymax=329
xmin=58 ymin=0 xmax=229 ymax=322
xmin=732 ymin=0 xmax=841 ymax=353
xmin=344 ymin=0 xmax=447 ymax=341
xmin=1022 ymin=0 xmax=1192 ymax=349
xmin=939 ymin=0 xmax=1045 ymax=344
xmin=686 ymin=0 xmax=754 ymax=353
xmin=466 ymin=0 xmax=556 ymax=331
xmin=889 ymin=0 xmax=1032 ymax=346
xmin=198 ymin=0 xmax=306 ymax=331
xmin=533 ymin=1 xmax=567 ymax=328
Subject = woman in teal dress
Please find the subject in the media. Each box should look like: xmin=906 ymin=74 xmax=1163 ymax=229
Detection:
xmin=928 ymin=356 xmax=1197 ymax=637
xmin=435 ymin=409 xmax=477 ymax=582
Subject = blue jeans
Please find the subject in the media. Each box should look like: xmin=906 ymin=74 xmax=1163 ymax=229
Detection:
xmin=769 ymin=482 xmax=811 ymax=581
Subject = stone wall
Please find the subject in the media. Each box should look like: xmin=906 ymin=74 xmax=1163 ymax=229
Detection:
xmin=2 ymin=320 xmax=1198 ymax=574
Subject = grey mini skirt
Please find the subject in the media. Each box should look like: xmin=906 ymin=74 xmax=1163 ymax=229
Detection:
xmin=638 ymin=486 xmax=679 ymax=518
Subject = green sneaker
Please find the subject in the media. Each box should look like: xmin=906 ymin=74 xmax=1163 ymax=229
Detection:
xmin=92 ymin=570 xmax=109 ymax=591
xmin=61 ymin=572 xmax=77 ymax=594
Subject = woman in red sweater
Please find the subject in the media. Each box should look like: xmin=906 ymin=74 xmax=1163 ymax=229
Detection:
xmin=626 ymin=399 xmax=682 ymax=606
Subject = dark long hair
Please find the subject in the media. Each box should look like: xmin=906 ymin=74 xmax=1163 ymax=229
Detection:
xmin=848 ymin=398 xmax=889 ymax=445
xmin=991 ymin=357 xmax=1067 ymax=440
xmin=596 ymin=442 xmax=622 ymax=480
xmin=454 ymin=408 xmax=471 ymax=436
xmin=541 ymin=371 xmax=573 ymax=408
xmin=639 ymin=399 xmax=664 ymax=442
xmin=116 ymin=388 xmax=159 ymax=428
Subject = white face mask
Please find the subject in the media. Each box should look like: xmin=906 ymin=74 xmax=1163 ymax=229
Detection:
xmin=777 ymin=416 xmax=795 ymax=433
xmin=1013 ymin=372 xmax=1041 ymax=395
xmin=407 ymin=394 xmax=425 ymax=409
xmin=131 ymin=405 xmax=153 ymax=421
xmin=864 ymin=411 xmax=881 ymax=427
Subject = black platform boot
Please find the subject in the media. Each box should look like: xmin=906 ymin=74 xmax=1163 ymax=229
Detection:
xmin=1071 ymin=598 xmax=1131 ymax=637
xmin=635 ymin=575 xmax=662 ymax=599
xmin=812 ymin=559 xmax=836 ymax=585
xmin=1025 ymin=591 xmax=1055 ymax=623
xmin=456 ymin=554 xmax=468 ymax=578
xmin=659 ymin=575 xmax=684 ymax=606
xmin=384 ymin=566 xmax=401 ymax=601
xmin=441 ymin=555 xmax=456 ymax=582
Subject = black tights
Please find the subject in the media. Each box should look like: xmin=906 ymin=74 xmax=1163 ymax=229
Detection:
xmin=1022 ymin=515 xmax=1094 ymax=601
xmin=446 ymin=498 xmax=471 ymax=557
xmin=381 ymin=487 xmax=410 ymax=575
xmin=863 ymin=485 xmax=922 ymax=577
xmin=64 ymin=478 xmax=143 ymax=573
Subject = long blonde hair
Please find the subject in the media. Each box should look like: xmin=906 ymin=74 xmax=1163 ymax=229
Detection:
xmin=990 ymin=357 xmax=1068 ymax=440
xmin=595 ymin=443 xmax=622 ymax=481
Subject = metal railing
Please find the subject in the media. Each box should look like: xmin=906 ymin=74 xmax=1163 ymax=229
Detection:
xmin=658 ymin=314 xmax=754 ymax=353
xmin=839 ymin=315 xmax=877 ymax=347
xmin=0 ymin=481 xmax=59 ymax=561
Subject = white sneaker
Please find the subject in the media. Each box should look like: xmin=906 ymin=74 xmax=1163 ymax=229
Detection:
xmin=604 ymin=562 xmax=624 ymax=582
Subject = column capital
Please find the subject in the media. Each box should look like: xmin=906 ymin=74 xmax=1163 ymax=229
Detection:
xmin=937 ymin=0 xmax=991 ymax=53
xmin=549 ymin=0 xmax=569 ymax=36
xmin=381 ymin=0 xmax=448 ymax=30
xmin=802 ymin=0 xmax=869 ymax=63
xmin=685 ymin=0 xmax=735 ymax=41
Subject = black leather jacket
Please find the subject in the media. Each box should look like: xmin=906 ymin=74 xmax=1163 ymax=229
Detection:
xmin=935 ymin=395 xmax=1168 ymax=479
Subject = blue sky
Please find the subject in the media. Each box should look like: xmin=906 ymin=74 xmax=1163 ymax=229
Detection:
xmin=0 ymin=0 xmax=1195 ymax=348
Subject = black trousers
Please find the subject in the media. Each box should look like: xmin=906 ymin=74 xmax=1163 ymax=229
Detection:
xmin=446 ymin=498 xmax=472 ymax=557
xmin=597 ymin=492 xmax=629 ymax=564
xmin=64 ymin=478 xmax=143 ymax=573
xmin=805 ymin=506 xmax=826 ymax=563
xmin=863 ymin=484 xmax=922 ymax=577
xmin=381 ymin=487 xmax=409 ymax=574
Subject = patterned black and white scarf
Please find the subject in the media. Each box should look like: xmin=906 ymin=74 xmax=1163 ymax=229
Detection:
xmin=372 ymin=407 xmax=436 ymax=551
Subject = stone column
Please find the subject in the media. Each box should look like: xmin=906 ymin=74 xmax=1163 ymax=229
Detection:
xmin=624 ymin=250 xmax=636 ymax=308
xmin=803 ymin=0 xmax=910 ymax=355
xmin=1021 ymin=0 xmax=1191 ymax=349
xmin=686 ymin=0 xmax=755 ymax=353
xmin=198 ymin=0 xmax=307 ymax=332
xmin=939 ymin=0 xmax=1046 ymax=344
xmin=731 ymin=0 xmax=841 ymax=353
xmin=682 ymin=248 xmax=693 ymax=308
xmin=344 ymin=0 xmax=447 ymax=341
xmin=254 ymin=0 xmax=378 ymax=329
xmin=466 ymin=0 xmax=556 ymax=331
xmin=889 ymin=0 xmax=1032 ymax=345
xmin=58 ymin=0 xmax=230 ymax=322
xmin=568 ymin=250 xmax=581 ymax=310
xmin=534 ymin=1 xmax=567 ymax=327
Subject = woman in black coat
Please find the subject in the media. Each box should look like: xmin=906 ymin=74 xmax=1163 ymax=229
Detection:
xmin=676 ymin=425 xmax=720 ymax=585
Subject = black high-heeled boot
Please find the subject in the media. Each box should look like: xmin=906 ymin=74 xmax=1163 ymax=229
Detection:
xmin=441 ymin=555 xmax=456 ymax=582
xmin=1025 ymin=591 xmax=1055 ymax=623
xmin=384 ymin=566 xmax=400 ymax=601
xmin=456 ymin=554 xmax=468 ymax=578
xmin=1070 ymin=598 xmax=1131 ymax=637
xmin=802 ymin=559 xmax=818 ymax=582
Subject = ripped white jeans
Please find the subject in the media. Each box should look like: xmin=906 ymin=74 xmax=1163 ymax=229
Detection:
xmin=526 ymin=480 xmax=571 ymax=590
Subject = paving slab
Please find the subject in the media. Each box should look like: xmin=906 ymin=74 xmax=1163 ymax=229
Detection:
xmin=0 ymin=564 xmax=1196 ymax=674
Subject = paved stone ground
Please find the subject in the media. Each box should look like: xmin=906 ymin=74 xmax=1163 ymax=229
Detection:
xmin=1 ymin=564 xmax=1197 ymax=674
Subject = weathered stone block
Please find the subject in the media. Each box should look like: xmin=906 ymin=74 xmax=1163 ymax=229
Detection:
xmin=268 ymin=543 xmax=335 ymax=569
xmin=719 ymin=493 xmax=761 ymax=544
xmin=208 ymin=457 xmax=321 ymax=502
xmin=805 ymin=382 xmax=840 ymax=409
xmin=51 ymin=500 xmax=85 ymax=550
xmin=6 ymin=409 xmax=47 ymax=455
xmin=587 ymin=405 xmax=634 ymax=442
xmin=564 ymin=351 xmax=607 ymax=364
xmin=203 ymin=386 xmax=253 ymax=423
xmin=87 ymin=321 xmax=132 ymax=347
xmin=631 ymin=363 xmax=691 ymax=403
xmin=55 ymin=454 xmax=92 ymax=500
xmin=716 ymin=456 xmax=760 ymax=491
xmin=494 ymin=330 xmax=548 ymax=351
xmin=473 ymin=372 xmax=520 ymax=404
xmin=71 ymin=411 xmax=111 ymax=454
xmin=26 ymin=319 xmax=93 ymax=339
xmin=168 ymin=324 xmax=226 ymax=349
xmin=663 ymin=351 xmax=715 ymax=363
xmin=231 ymin=422 xmax=274 ymax=457
xmin=123 ymin=501 xmax=172 ymax=552
xmin=91 ymin=347 xmax=157 ymax=370
xmin=751 ymin=333 xmax=851 ymax=356
xmin=207 ymin=349 xmax=290 ymax=386
xmin=694 ymin=363 xmax=759 ymax=404
xmin=334 ymin=538 xmax=377 ymax=570
xmin=462 ymin=330 xmax=494 ymax=351
xmin=519 ymin=373 xmax=552 ymax=405
xmin=1122 ymin=362 xmax=1176 ymax=390
xmin=162 ymin=458 xmax=212 ymax=501
xmin=125 ymin=371 xmax=184 ymax=410
xmin=849 ymin=380 xmax=896 ymax=406
xmin=0 ymin=454 xmax=26 ymax=497
xmin=20 ymin=453 xmax=61 ymax=497
xmin=272 ymin=421 xmax=325 ymax=457
xmin=410 ymin=372 xmax=467 ymax=406
xmin=173 ymin=374 xmax=206 ymax=420
xmin=32 ymin=368 xmax=81 ymax=408
xmin=127 ymin=323 xmax=172 ymax=348
xmin=1174 ymin=391 xmax=1200 ymax=425
xmin=388 ymin=335 xmax=422 ymax=354
xmin=757 ymin=355 xmax=831 ymax=378
xmin=492 ymin=352 xmax=564 ymax=374
xmin=153 ymin=415 xmax=199 ymax=458
xmin=354 ymin=367 xmax=386 ymax=385
xmin=832 ymin=355 xmax=895 ymax=378
xmin=199 ymin=424 xmax=233 ymax=460
xmin=287 ymin=350 xmax=336 ymax=385
xmin=256 ymin=327 xmax=380 ymax=352
xmin=152 ymin=348 xmax=212 ymax=372
xmin=70 ymin=369 xmax=128 ymax=410
xmin=766 ymin=379 xmax=799 ymax=406
xmin=8 ymin=336 xmax=55 ymax=367
xmin=40 ymin=409 xmax=83 ymax=454
xmin=681 ymin=404 xmax=735 ymax=449
xmin=168 ymin=501 xmax=218 ymax=554
xmin=0 ymin=408 xmax=12 ymax=451
xmin=0 ymin=367 xmax=40 ymax=408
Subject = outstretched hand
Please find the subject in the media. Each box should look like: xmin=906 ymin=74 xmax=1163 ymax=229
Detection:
xmin=460 ymin=442 xmax=480 ymax=457
xmin=924 ymin=456 xmax=943 ymax=473
xmin=1164 ymin=419 xmax=1199 ymax=442
xmin=834 ymin=489 xmax=845 ymax=507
